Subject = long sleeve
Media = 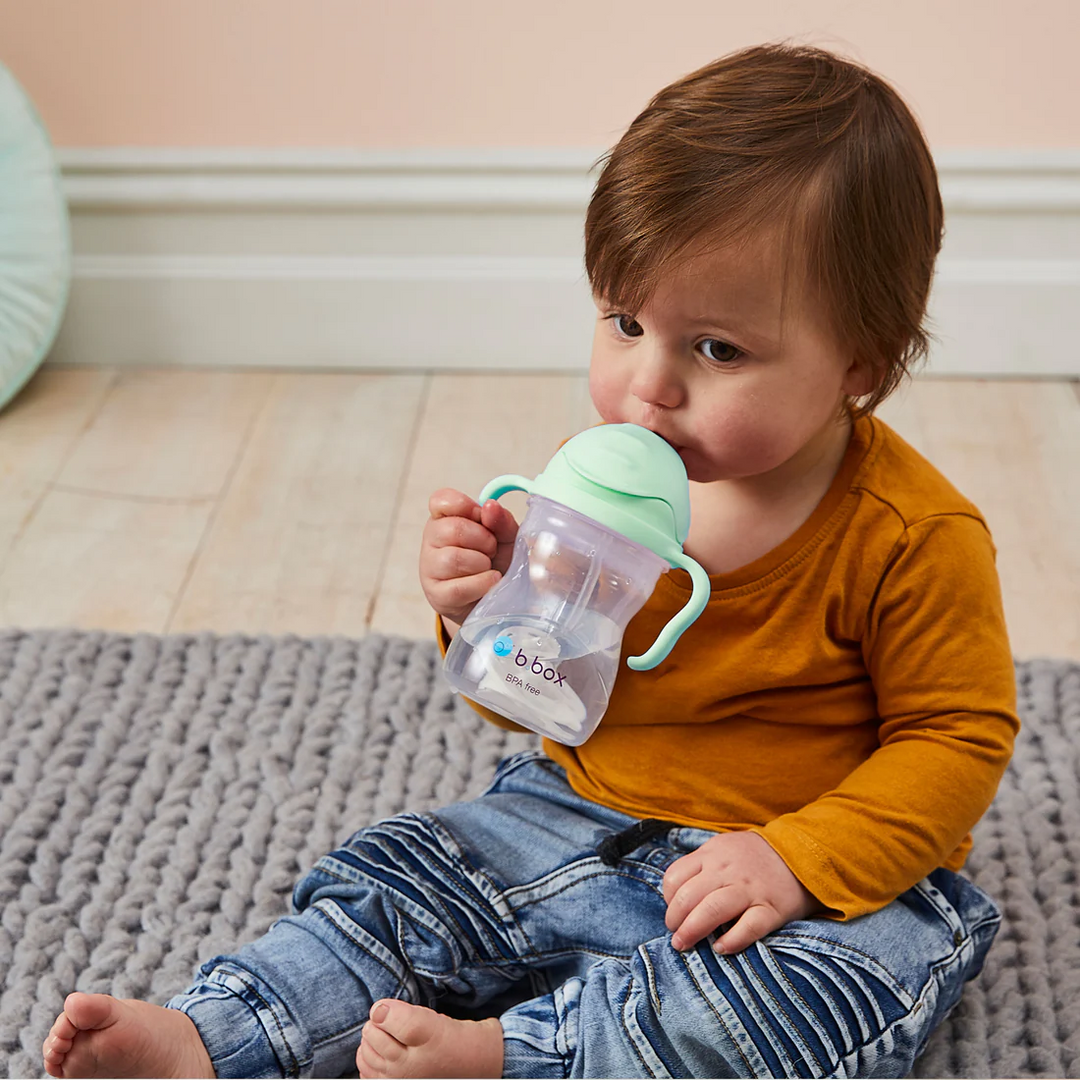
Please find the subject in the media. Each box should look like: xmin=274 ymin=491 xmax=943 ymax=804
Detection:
xmin=755 ymin=513 xmax=1019 ymax=918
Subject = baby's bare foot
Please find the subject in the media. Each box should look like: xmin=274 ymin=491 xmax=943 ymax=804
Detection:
xmin=42 ymin=992 xmax=215 ymax=1079
xmin=357 ymin=999 xmax=503 ymax=1079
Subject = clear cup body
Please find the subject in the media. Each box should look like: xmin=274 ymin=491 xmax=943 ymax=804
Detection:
xmin=443 ymin=494 xmax=668 ymax=745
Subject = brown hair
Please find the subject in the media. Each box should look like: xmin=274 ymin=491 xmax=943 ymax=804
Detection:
xmin=584 ymin=43 xmax=944 ymax=414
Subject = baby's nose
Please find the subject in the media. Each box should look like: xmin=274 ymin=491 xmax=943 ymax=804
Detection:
xmin=629 ymin=351 xmax=684 ymax=410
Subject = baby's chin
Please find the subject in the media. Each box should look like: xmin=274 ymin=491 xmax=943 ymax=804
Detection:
xmin=675 ymin=447 xmax=719 ymax=483
xmin=682 ymin=453 xmax=755 ymax=485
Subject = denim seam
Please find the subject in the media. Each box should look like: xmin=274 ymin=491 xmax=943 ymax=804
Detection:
xmin=312 ymin=1017 xmax=367 ymax=1055
xmin=397 ymin=812 xmax=552 ymax=976
xmin=777 ymin=947 xmax=883 ymax=1060
xmin=311 ymin=854 xmax=465 ymax=956
xmin=553 ymin=980 xmax=574 ymax=1080
xmin=406 ymin=882 xmax=507 ymax=981
xmin=771 ymin=944 xmax=903 ymax=1036
xmin=324 ymin=826 xmax=512 ymax=967
xmin=417 ymin=814 xmax=528 ymax=958
xmin=210 ymin=965 xmax=303 ymax=1078
xmin=639 ymin=944 xmax=663 ymax=1015
xmin=734 ymin=951 xmax=826 ymax=1075
xmin=725 ymin=951 xmax=826 ymax=1077
xmin=390 ymin=908 xmax=427 ymax=999
xmin=912 ymin=883 xmax=1001 ymax=992
xmin=456 ymin=943 xmax=638 ymax=976
xmin=777 ymin=958 xmax=889 ymax=1076
xmin=617 ymin=977 xmax=667 ymax=1080
xmin=478 ymin=750 xmax=556 ymax=797
xmin=825 ymin=946 xmax=956 ymax=1078
xmin=371 ymin=825 xmax=505 ymax=963
xmin=764 ymin=948 xmax=843 ymax=1067
xmin=771 ymin=933 xmax=914 ymax=1007
xmin=507 ymin=866 xmax=665 ymax=911
xmin=310 ymin=896 xmax=432 ymax=985
xmin=914 ymin=880 xmax=963 ymax=932
xmin=679 ymin=950 xmax=755 ymax=1075
xmin=966 ymin=914 xmax=1002 ymax=938
xmin=925 ymin=920 xmax=982 ymax=983
xmin=791 ymin=897 xmax=989 ymax=1079
xmin=385 ymin=894 xmax=463 ymax=977
xmin=502 ymin=849 xmax=666 ymax=899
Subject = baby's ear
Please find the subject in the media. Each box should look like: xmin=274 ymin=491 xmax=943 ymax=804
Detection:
xmin=841 ymin=358 xmax=878 ymax=399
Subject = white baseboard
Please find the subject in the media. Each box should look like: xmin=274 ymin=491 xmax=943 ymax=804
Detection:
xmin=50 ymin=148 xmax=1080 ymax=376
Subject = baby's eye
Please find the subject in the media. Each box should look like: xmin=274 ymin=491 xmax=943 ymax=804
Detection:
xmin=699 ymin=339 xmax=741 ymax=364
xmin=607 ymin=314 xmax=644 ymax=339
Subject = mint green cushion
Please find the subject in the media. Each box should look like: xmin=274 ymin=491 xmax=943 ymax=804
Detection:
xmin=0 ymin=63 xmax=70 ymax=412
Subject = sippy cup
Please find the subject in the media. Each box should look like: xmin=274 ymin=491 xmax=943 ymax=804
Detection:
xmin=442 ymin=424 xmax=711 ymax=745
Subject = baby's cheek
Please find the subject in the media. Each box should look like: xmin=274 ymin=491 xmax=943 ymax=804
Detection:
xmin=587 ymin=367 xmax=621 ymax=420
xmin=703 ymin=414 xmax=792 ymax=476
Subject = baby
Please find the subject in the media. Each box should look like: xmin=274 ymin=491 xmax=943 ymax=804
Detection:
xmin=44 ymin=42 xmax=1018 ymax=1079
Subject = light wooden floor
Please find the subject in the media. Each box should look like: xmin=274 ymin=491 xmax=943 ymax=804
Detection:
xmin=0 ymin=367 xmax=1077 ymax=660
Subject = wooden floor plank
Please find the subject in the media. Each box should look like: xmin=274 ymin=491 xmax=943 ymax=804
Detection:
xmin=56 ymin=370 xmax=275 ymax=500
xmin=0 ymin=488 xmax=212 ymax=632
xmin=169 ymin=373 xmax=425 ymax=636
xmin=0 ymin=367 xmax=116 ymax=559
xmin=902 ymin=379 xmax=1080 ymax=660
xmin=367 ymin=373 xmax=593 ymax=639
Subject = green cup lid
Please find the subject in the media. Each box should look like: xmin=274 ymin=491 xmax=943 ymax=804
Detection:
xmin=479 ymin=424 xmax=711 ymax=671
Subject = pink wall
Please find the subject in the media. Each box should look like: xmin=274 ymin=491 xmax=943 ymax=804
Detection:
xmin=1 ymin=0 xmax=1076 ymax=149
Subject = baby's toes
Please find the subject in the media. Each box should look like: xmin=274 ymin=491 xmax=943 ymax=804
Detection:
xmin=47 ymin=1009 xmax=79 ymax=1044
xmin=356 ymin=1039 xmax=384 ymax=1080
xmin=358 ymin=1020 xmax=410 ymax=1078
xmin=373 ymin=999 xmax=437 ymax=1047
xmin=42 ymin=1036 xmax=72 ymax=1078
xmin=43 ymin=1033 xmax=72 ymax=1059
xmin=42 ymin=1021 xmax=74 ymax=1076
xmin=361 ymin=1020 xmax=406 ymax=1062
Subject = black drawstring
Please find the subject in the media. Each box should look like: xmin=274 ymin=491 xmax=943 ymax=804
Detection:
xmin=596 ymin=818 xmax=679 ymax=866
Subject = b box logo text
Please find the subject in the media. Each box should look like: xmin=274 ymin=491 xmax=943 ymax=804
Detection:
xmin=514 ymin=649 xmax=566 ymax=687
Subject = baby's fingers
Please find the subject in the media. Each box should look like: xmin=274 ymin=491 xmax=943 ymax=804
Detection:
xmin=424 ymin=515 xmax=498 ymax=561
xmin=480 ymin=499 xmax=518 ymax=543
xmin=429 ymin=488 xmax=482 ymax=523
xmin=479 ymin=499 xmax=518 ymax=574
xmin=427 ymin=567 xmax=503 ymax=613
xmin=426 ymin=543 xmax=496 ymax=583
xmin=668 ymin=885 xmax=745 ymax=952
xmin=662 ymin=851 xmax=701 ymax=906
xmin=714 ymin=904 xmax=784 ymax=956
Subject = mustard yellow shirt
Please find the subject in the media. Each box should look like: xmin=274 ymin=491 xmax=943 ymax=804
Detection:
xmin=441 ymin=415 xmax=1019 ymax=920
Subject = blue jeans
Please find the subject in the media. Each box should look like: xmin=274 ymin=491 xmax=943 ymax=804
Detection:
xmin=166 ymin=751 xmax=1001 ymax=1078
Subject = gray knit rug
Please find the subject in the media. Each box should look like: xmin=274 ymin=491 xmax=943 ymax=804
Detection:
xmin=0 ymin=630 xmax=1076 ymax=1079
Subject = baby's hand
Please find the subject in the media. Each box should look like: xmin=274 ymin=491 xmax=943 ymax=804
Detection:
xmin=663 ymin=831 xmax=822 ymax=955
xmin=420 ymin=489 xmax=518 ymax=628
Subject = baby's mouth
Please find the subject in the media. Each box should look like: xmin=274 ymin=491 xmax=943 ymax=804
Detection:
xmin=653 ymin=431 xmax=686 ymax=455
xmin=630 ymin=420 xmax=689 ymax=458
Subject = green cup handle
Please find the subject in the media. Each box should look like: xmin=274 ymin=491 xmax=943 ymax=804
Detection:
xmin=626 ymin=550 xmax=711 ymax=671
xmin=479 ymin=474 xmax=534 ymax=504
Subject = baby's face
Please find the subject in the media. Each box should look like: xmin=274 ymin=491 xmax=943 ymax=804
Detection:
xmin=588 ymin=231 xmax=870 ymax=485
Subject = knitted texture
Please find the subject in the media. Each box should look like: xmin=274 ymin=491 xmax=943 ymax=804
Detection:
xmin=0 ymin=630 xmax=1075 ymax=1078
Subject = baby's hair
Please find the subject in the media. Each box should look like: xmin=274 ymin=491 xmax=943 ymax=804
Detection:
xmin=584 ymin=42 xmax=944 ymax=414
